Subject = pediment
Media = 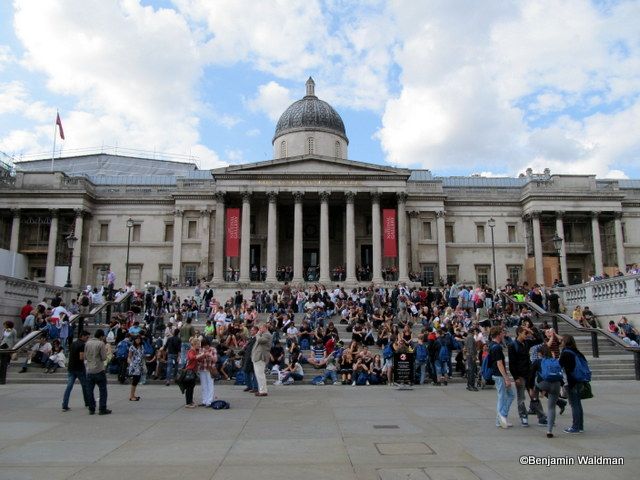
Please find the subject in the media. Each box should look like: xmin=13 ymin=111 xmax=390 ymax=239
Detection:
xmin=216 ymin=155 xmax=408 ymax=177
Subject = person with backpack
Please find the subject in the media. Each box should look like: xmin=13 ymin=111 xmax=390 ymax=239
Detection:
xmin=532 ymin=345 xmax=565 ymax=438
xmin=559 ymin=335 xmax=591 ymax=434
xmin=414 ymin=334 xmax=429 ymax=385
xmin=434 ymin=329 xmax=450 ymax=386
xmin=508 ymin=325 xmax=543 ymax=427
xmin=115 ymin=334 xmax=132 ymax=384
xmin=488 ymin=326 xmax=515 ymax=428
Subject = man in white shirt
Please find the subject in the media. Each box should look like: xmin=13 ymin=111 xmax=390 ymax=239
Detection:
xmin=51 ymin=303 xmax=70 ymax=327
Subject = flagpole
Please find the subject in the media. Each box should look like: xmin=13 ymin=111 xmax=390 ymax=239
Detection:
xmin=51 ymin=110 xmax=58 ymax=172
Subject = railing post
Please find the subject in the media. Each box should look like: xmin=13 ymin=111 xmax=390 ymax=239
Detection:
xmin=0 ymin=352 xmax=10 ymax=385
xmin=635 ymin=351 xmax=640 ymax=381
xmin=591 ymin=332 xmax=599 ymax=358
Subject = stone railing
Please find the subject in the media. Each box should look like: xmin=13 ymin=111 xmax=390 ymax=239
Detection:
xmin=559 ymin=274 xmax=640 ymax=321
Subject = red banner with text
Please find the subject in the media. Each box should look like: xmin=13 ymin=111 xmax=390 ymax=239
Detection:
xmin=383 ymin=209 xmax=397 ymax=257
xmin=226 ymin=208 xmax=240 ymax=257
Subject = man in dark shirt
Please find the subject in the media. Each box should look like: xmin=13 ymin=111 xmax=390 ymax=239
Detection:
xmin=268 ymin=343 xmax=285 ymax=370
xmin=62 ymin=331 xmax=90 ymax=411
xmin=546 ymin=290 xmax=560 ymax=313
xmin=165 ymin=329 xmax=182 ymax=385
xmin=489 ymin=326 xmax=515 ymax=429
xmin=508 ymin=326 xmax=544 ymax=427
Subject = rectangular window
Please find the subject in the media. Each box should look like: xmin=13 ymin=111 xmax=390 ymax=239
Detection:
xmin=508 ymin=225 xmax=517 ymax=243
xmin=422 ymin=264 xmax=436 ymax=285
xmin=422 ymin=221 xmax=432 ymax=240
xmin=127 ymin=264 xmax=142 ymax=287
xmin=132 ymin=224 xmax=141 ymax=242
xmin=447 ymin=265 xmax=458 ymax=284
xmin=476 ymin=225 xmax=485 ymax=243
xmin=183 ymin=263 xmax=197 ymax=285
xmin=476 ymin=264 xmax=490 ymax=286
xmin=164 ymin=223 xmax=174 ymax=242
xmin=187 ymin=220 xmax=197 ymax=239
xmin=507 ymin=265 xmax=522 ymax=285
xmin=445 ymin=224 xmax=455 ymax=243
xmin=99 ymin=223 xmax=109 ymax=242
xmin=159 ymin=265 xmax=172 ymax=284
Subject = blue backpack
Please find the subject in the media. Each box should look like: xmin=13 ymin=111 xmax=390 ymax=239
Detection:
xmin=116 ymin=340 xmax=130 ymax=359
xmin=234 ymin=371 xmax=246 ymax=385
xmin=210 ymin=400 xmax=230 ymax=410
xmin=383 ymin=343 xmax=393 ymax=360
xmin=481 ymin=343 xmax=500 ymax=381
xmin=540 ymin=358 xmax=564 ymax=382
xmin=437 ymin=343 xmax=449 ymax=362
xmin=564 ymin=349 xmax=592 ymax=382
xmin=415 ymin=343 xmax=428 ymax=363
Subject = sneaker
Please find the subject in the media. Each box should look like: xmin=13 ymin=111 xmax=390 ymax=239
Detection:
xmin=546 ymin=433 xmax=554 ymax=438
xmin=62 ymin=407 xmax=70 ymax=412
xmin=98 ymin=409 xmax=112 ymax=415
xmin=88 ymin=409 xmax=95 ymax=415
xmin=563 ymin=427 xmax=581 ymax=434
xmin=273 ymin=380 xmax=282 ymax=386
xmin=316 ymin=381 xmax=325 ymax=385
xmin=527 ymin=406 xmax=537 ymax=415
xmin=538 ymin=419 xmax=548 ymax=426
xmin=333 ymin=381 xmax=341 ymax=385
xmin=284 ymin=378 xmax=294 ymax=385
xmin=366 ymin=380 xmax=370 ymax=386
xmin=521 ymin=417 xmax=529 ymax=427
xmin=351 ymin=381 xmax=356 ymax=386
xmin=498 ymin=415 xmax=510 ymax=429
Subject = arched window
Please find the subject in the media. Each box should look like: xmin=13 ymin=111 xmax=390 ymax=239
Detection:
xmin=335 ymin=141 xmax=341 ymax=158
xmin=307 ymin=137 xmax=314 ymax=154
xmin=280 ymin=140 xmax=287 ymax=158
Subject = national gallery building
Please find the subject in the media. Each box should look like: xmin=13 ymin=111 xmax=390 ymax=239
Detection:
xmin=1 ymin=78 xmax=639 ymax=289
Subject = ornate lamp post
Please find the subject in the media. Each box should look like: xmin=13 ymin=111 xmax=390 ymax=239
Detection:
xmin=125 ymin=217 xmax=134 ymax=283
xmin=64 ymin=232 xmax=77 ymax=288
xmin=552 ymin=232 xmax=564 ymax=282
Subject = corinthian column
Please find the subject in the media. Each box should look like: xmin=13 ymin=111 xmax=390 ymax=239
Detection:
xmin=345 ymin=191 xmax=356 ymax=283
xmin=293 ymin=191 xmax=304 ymax=282
xmin=531 ymin=211 xmax=544 ymax=285
xmin=70 ymin=209 xmax=86 ymax=287
xmin=45 ymin=209 xmax=59 ymax=285
xmin=239 ymin=192 xmax=252 ymax=282
xmin=591 ymin=211 xmax=603 ymax=275
xmin=266 ymin=191 xmax=278 ymax=282
xmin=319 ymin=191 xmax=331 ymax=283
xmin=371 ymin=192 xmax=382 ymax=283
xmin=212 ymin=192 xmax=225 ymax=282
xmin=555 ymin=211 xmax=568 ymax=286
xmin=614 ymin=212 xmax=626 ymax=272
xmin=397 ymin=193 xmax=409 ymax=283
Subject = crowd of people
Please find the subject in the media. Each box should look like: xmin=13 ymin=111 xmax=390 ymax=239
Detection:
xmin=0 ymin=274 xmax=629 ymax=438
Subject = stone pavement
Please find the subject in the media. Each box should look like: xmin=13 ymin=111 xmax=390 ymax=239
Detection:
xmin=0 ymin=381 xmax=638 ymax=480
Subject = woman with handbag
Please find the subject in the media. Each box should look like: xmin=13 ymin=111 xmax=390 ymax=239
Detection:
xmin=183 ymin=338 xmax=200 ymax=408
xmin=127 ymin=336 xmax=144 ymax=401
xmin=559 ymin=335 xmax=589 ymax=434
xmin=196 ymin=338 xmax=217 ymax=407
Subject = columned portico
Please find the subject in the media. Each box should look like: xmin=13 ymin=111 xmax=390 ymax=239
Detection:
xmin=371 ymin=192 xmax=382 ymax=283
xmin=266 ymin=191 xmax=278 ymax=282
xmin=319 ymin=191 xmax=331 ymax=283
xmin=239 ymin=192 xmax=252 ymax=282
xmin=45 ymin=209 xmax=59 ymax=285
xmin=397 ymin=193 xmax=409 ymax=283
xmin=293 ymin=191 xmax=304 ymax=282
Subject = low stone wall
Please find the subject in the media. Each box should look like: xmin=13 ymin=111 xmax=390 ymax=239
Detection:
xmin=0 ymin=275 xmax=79 ymax=334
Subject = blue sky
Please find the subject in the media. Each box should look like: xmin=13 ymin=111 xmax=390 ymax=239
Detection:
xmin=1 ymin=0 xmax=639 ymax=178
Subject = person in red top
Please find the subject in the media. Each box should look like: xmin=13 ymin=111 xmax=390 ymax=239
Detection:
xmin=183 ymin=338 xmax=199 ymax=408
xmin=20 ymin=300 xmax=33 ymax=322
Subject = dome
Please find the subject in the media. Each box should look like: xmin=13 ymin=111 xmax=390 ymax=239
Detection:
xmin=273 ymin=78 xmax=348 ymax=144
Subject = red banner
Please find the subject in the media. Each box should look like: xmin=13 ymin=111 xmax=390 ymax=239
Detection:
xmin=225 ymin=208 xmax=240 ymax=257
xmin=383 ymin=209 xmax=397 ymax=257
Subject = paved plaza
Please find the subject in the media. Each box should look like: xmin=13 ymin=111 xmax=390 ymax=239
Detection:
xmin=0 ymin=381 xmax=638 ymax=480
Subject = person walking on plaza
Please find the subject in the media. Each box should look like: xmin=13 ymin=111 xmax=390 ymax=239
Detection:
xmin=508 ymin=325 xmax=541 ymax=427
xmin=464 ymin=327 xmax=479 ymax=391
xmin=489 ymin=326 xmax=514 ymax=428
xmin=183 ymin=338 xmax=200 ymax=408
xmin=165 ymin=328 xmax=181 ymax=385
xmin=560 ymin=335 xmax=589 ymax=434
xmin=251 ymin=323 xmax=272 ymax=397
xmin=532 ymin=345 xmax=563 ymax=438
xmin=127 ymin=336 xmax=144 ymax=401
xmin=85 ymin=329 xmax=111 ymax=415
xmin=61 ymin=330 xmax=90 ymax=412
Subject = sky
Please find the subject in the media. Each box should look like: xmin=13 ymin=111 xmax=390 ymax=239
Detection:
xmin=0 ymin=0 xmax=639 ymax=178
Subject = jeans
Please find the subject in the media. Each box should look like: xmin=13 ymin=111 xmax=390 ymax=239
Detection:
xmin=514 ymin=378 xmax=528 ymax=419
xmin=435 ymin=359 xmax=448 ymax=378
xmin=246 ymin=371 xmax=258 ymax=391
xmin=568 ymin=383 xmax=584 ymax=431
xmin=62 ymin=369 xmax=90 ymax=409
xmin=87 ymin=371 xmax=108 ymax=412
xmin=323 ymin=370 xmax=338 ymax=383
xmin=166 ymin=353 xmax=178 ymax=381
xmin=281 ymin=372 xmax=304 ymax=382
xmin=493 ymin=375 xmax=515 ymax=422
xmin=180 ymin=342 xmax=191 ymax=368
xmin=466 ymin=358 xmax=477 ymax=388
xmin=415 ymin=360 xmax=427 ymax=384
xmin=537 ymin=380 xmax=561 ymax=433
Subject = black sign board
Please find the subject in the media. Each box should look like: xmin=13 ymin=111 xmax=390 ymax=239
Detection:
xmin=393 ymin=351 xmax=415 ymax=385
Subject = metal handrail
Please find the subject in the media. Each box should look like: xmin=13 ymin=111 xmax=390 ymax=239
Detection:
xmin=0 ymin=291 xmax=134 ymax=384
xmin=501 ymin=293 xmax=640 ymax=380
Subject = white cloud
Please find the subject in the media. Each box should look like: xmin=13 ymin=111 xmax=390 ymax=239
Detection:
xmin=9 ymin=0 xmax=224 ymax=168
xmin=245 ymin=128 xmax=260 ymax=137
xmin=377 ymin=0 xmax=640 ymax=177
xmin=246 ymin=81 xmax=293 ymax=122
xmin=0 ymin=45 xmax=15 ymax=70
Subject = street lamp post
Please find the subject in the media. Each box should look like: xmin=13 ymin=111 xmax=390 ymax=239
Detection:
xmin=552 ymin=232 xmax=564 ymax=284
xmin=64 ymin=232 xmax=78 ymax=288
xmin=487 ymin=218 xmax=497 ymax=290
xmin=125 ymin=217 xmax=134 ymax=283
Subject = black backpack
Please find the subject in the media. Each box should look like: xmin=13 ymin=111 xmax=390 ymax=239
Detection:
xmin=211 ymin=400 xmax=230 ymax=410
